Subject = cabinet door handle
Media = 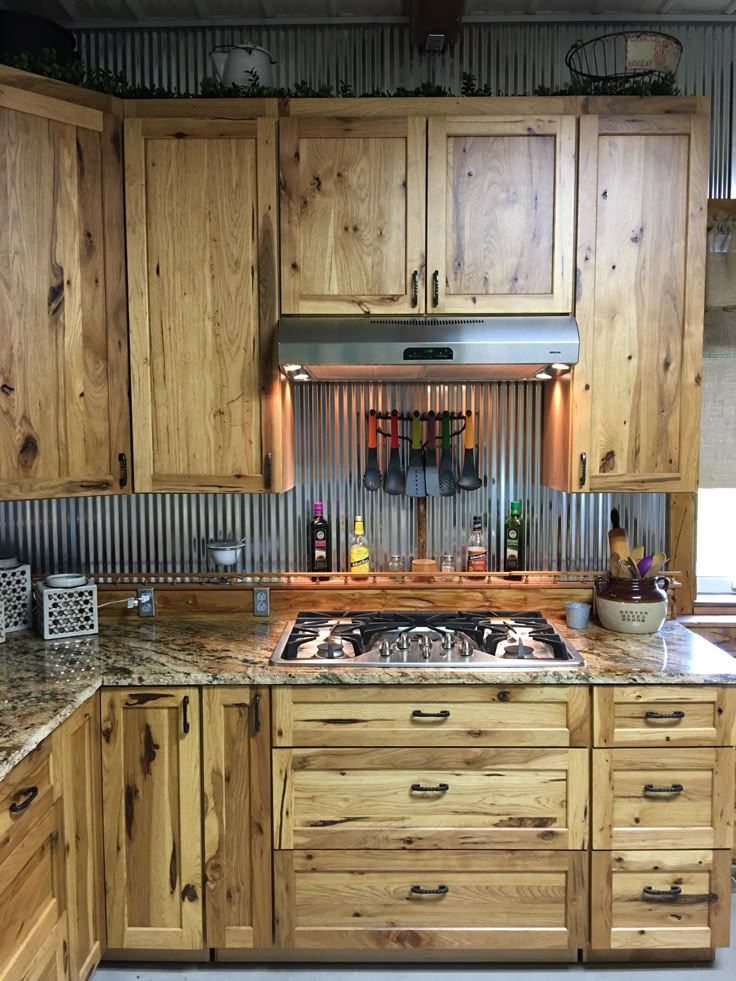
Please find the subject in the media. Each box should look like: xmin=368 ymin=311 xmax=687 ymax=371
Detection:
xmin=410 ymin=884 xmax=448 ymax=896
xmin=411 ymin=270 xmax=419 ymax=307
xmin=182 ymin=695 xmax=191 ymax=735
xmin=118 ymin=452 xmax=128 ymax=488
xmin=264 ymin=452 xmax=272 ymax=490
xmin=410 ymin=782 xmax=449 ymax=793
xmin=642 ymin=884 xmax=682 ymax=899
xmin=645 ymin=710 xmax=685 ymax=721
xmin=9 ymin=786 xmax=39 ymax=814
xmin=254 ymin=693 xmax=262 ymax=733
xmin=431 ymin=270 xmax=439 ymax=307
xmin=579 ymin=452 xmax=587 ymax=488
xmin=411 ymin=709 xmax=450 ymax=720
xmin=643 ymin=783 xmax=683 ymax=795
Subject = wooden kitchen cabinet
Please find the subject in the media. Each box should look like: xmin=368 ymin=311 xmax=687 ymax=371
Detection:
xmin=0 ymin=82 xmax=130 ymax=501
xmin=279 ymin=115 xmax=426 ymax=314
xmin=593 ymin=686 xmax=736 ymax=748
xmin=125 ymin=114 xmax=293 ymax=493
xmin=544 ymin=107 xmax=709 ymax=492
xmin=54 ymin=696 xmax=106 ymax=980
xmin=202 ymin=687 xmax=272 ymax=950
xmin=427 ymin=115 xmax=576 ymax=314
xmin=101 ymin=688 xmax=203 ymax=950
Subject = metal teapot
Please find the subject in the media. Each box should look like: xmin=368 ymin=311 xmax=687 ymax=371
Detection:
xmin=210 ymin=43 xmax=276 ymax=88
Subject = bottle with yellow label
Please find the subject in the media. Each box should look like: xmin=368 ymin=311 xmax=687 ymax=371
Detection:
xmin=349 ymin=515 xmax=370 ymax=576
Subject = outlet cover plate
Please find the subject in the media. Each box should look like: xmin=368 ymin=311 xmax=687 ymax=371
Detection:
xmin=137 ymin=587 xmax=155 ymax=617
xmin=253 ymin=587 xmax=270 ymax=617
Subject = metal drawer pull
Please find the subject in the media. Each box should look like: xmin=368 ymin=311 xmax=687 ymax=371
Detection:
xmin=643 ymin=885 xmax=682 ymax=899
xmin=432 ymin=270 xmax=439 ymax=306
xmin=643 ymin=783 xmax=684 ymax=795
xmin=411 ymin=709 xmax=450 ymax=719
xmin=645 ymin=710 xmax=685 ymax=721
xmin=410 ymin=782 xmax=449 ymax=793
xmin=182 ymin=695 xmax=191 ymax=734
xmin=411 ymin=270 xmax=419 ymax=307
xmin=9 ymin=786 xmax=39 ymax=813
xmin=411 ymin=884 xmax=449 ymax=896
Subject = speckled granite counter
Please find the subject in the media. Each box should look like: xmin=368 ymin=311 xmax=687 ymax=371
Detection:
xmin=1 ymin=615 xmax=735 ymax=780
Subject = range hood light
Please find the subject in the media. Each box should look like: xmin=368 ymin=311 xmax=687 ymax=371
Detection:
xmin=535 ymin=369 xmax=553 ymax=380
xmin=292 ymin=372 xmax=311 ymax=381
xmin=550 ymin=362 xmax=571 ymax=372
xmin=282 ymin=364 xmax=303 ymax=373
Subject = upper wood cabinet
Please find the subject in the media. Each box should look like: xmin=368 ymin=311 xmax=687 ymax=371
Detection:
xmin=544 ymin=110 xmax=709 ymax=492
xmin=101 ymin=688 xmax=203 ymax=950
xmin=427 ymin=115 xmax=576 ymax=314
xmin=280 ymin=116 xmax=426 ymax=314
xmin=0 ymin=86 xmax=130 ymax=501
xmin=126 ymin=115 xmax=293 ymax=493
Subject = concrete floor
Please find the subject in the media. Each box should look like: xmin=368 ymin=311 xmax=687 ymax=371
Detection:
xmin=96 ymin=897 xmax=736 ymax=981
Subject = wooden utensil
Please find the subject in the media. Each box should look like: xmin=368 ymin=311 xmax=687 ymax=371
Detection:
xmin=608 ymin=508 xmax=630 ymax=560
xmin=631 ymin=545 xmax=644 ymax=563
xmin=609 ymin=552 xmax=622 ymax=577
xmin=644 ymin=551 xmax=667 ymax=577
xmin=625 ymin=556 xmax=641 ymax=579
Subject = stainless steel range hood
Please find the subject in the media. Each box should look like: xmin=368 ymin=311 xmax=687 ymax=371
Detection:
xmin=278 ymin=316 xmax=579 ymax=382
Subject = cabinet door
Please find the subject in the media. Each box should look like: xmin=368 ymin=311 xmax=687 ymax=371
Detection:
xmin=55 ymin=696 xmax=105 ymax=980
xmin=545 ymin=112 xmax=708 ymax=492
xmin=280 ymin=116 xmax=426 ymax=314
xmin=202 ymin=687 xmax=272 ymax=950
xmin=427 ymin=116 xmax=576 ymax=314
xmin=126 ymin=117 xmax=292 ymax=493
xmin=0 ymin=90 xmax=130 ymax=500
xmin=101 ymin=688 xmax=203 ymax=950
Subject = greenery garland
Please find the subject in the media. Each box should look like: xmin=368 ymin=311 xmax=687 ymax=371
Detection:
xmin=0 ymin=49 xmax=681 ymax=99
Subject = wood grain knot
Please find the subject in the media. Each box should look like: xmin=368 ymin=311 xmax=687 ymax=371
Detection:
xmin=19 ymin=435 xmax=39 ymax=468
xmin=181 ymin=883 xmax=199 ymax=902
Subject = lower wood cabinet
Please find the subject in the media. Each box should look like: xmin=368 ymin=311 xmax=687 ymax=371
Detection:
xmin=274 ymin=850 xmax=587 ymax=950
xmin=101 ymin=688 xmax=203 ymax=950
xmin=591 ymin=850 xmax=732 ymax=950
xmin=273 ymin=747 xmax=589 ymax=850
xmin=20 ymin=916 xmax=68 ymax=981
xmin=202 ymin=687 xmax=272 ymax=949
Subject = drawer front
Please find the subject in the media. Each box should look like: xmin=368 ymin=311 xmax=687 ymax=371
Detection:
xmin=273 ymin=686 xmax=589 ymax=747
xmin=592 ymin=747 xmax=735 ymax=849
xmin=0 ymin=742 xmax=56 ymax=866
xmin=0 ymin=805 xmax=64 ymax=981
xmin=593 ymin=687 xmax=736 ymax=748
xmin=591 ymin=850 xmax=732 ymax=950
xmin=18 ymin=915 xmax=66 ymax=981
xmin=275 ymin=850 xmax=587 ymax=950
xmin=274 ymin=747 xmax=588 ymax=849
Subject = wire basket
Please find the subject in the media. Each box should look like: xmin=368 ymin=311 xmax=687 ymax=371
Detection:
xmin=566 ymin=31 xmax=682 ymax=84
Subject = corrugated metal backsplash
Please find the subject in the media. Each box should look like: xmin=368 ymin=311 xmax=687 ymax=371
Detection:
xmin=0 ymin=383 xmax=666 ymax=576
xmin=75 ymin=20 xmax=734 ymax=195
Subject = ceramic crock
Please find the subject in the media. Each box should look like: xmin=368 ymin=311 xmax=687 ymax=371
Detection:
xmin=594 ymin=575 xmax=669 ymax=634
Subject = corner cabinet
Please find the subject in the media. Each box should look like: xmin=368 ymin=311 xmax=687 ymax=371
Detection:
xmin=544 ymin=108 xmax=709 ymax=492
xmin=0 ymin=84 xmax=131 ymax=500
xmin=125 ymin=115 xmax=293 ymax=493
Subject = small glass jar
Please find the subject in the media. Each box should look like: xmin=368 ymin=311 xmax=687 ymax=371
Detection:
xmin=440 ymin=553 xmax=456 ymax=574
xmin=387 ymin=554 xmax=404 ymax=574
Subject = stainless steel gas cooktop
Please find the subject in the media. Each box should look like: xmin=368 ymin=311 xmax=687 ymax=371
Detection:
xmin=270 ymin=610 xmax=584 ymax=669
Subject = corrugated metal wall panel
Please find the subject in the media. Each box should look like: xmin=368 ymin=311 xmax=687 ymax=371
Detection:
xmin=0 ymin=383 xmax=666 ymax=576
xmin=74 ymin=20 xmax=734 ymax=194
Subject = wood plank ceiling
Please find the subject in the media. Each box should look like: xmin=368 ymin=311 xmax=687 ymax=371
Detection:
xmin=2 ymin=0 xmax=736 ymax=25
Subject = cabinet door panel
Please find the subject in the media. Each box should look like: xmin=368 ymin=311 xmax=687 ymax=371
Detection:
xmin=0 ymin=99 xmax=129 ymax=500
xmin=101 ymin=688 xmax=202 ymax=950
xmin=280 ymin=117 xmax=426 ymax=313
xmin=203 ymin=687 xmax=272 ymax=950
xmin=427 ymin=116 xmax=575 ymax=314
xmin=126 ymin=117 xmax=291 ymax=493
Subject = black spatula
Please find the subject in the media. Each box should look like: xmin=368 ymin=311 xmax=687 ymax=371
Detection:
xmin=405 ymin=412 xmax=426 ymax=497
xmin=383 ymin=409 xmax=405 ymax=496
xmin=457 ymin=410 xmax=482 ymax=491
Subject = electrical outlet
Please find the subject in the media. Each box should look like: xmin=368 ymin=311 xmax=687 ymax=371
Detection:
xmin=253 ymin=586 xmax=270 ymax=617
xmin=137 ymin=587 xmax=156 ymax=617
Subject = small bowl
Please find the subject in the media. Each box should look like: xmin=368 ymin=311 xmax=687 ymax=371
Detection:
xmin=0 ymin=555 xmax=20 ymax=569
xmin=44 ymin=574 xmax=88 ymax=588
xmin=207 ymin=539 xmax=246 ymax=566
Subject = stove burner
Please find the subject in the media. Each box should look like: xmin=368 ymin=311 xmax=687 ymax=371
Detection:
xmin=317 ymin=635 xmax=345 ymax=658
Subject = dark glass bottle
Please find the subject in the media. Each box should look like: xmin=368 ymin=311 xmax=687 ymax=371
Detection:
xmin=308 ymin=502 xmax=331 ymax=576
xmin=504 ymin=501 xmax=524 ymax=581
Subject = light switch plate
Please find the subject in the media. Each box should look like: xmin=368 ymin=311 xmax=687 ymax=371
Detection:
xmin=253 ymin=587 xmax=270 ymax=617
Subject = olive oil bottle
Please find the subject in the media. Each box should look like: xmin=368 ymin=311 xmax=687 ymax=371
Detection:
xmin=504 ymin=501 xmax=524 ymax=581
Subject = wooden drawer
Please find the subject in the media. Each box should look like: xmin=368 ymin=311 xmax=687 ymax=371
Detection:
xmin=275 ymin=850 xmax=587 ymax=950
xmin=593 ymin=686 xmax=736 ymax=748
xmin=592 ymin=747 xmax=735 ymax=849
xmin=0 ymin=742 xmax=56 ymax=867
xmin=591 ymin=850 xmax=732 ymax=950
xmin=273 ymin=686 xmax=589 ymax=747
xmin=274 ymin=747 xmax=588 ymax=849
xmin=0 ymin=803 xmax=65 ymax=981
xmin=18 ymin=915 xmax=67 ymax=981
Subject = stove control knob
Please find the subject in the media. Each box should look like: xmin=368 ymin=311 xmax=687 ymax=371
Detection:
xmin=397 ymin=632 xmax=409 ymax=650
xmin=442 ymin=631 xmax=455 ymax=652
xmin=380 ymin=639 xmax=392 ymax=658
xmin=420 ymin=642 xmax=432 ymax=659
xmin=460 ymin=639 xmax=473 ymax=657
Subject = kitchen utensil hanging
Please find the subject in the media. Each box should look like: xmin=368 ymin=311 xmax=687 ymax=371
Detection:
xmin=362 ymin=409 xmax=382 ymax=491
xmin=383 ymin=409 xmax=405 ymax=496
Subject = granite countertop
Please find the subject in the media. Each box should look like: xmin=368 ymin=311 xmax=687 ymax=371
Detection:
xmin=1 ymin=614 xmax=736 ymax=781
